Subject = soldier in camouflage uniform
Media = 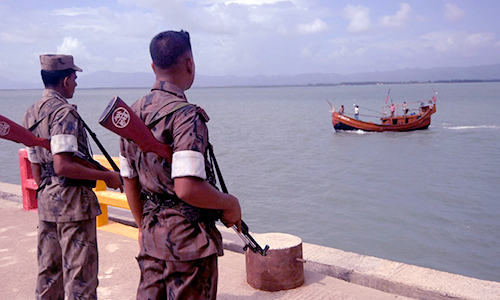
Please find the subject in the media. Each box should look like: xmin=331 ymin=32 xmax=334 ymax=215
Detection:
xmin=23 ymin=54 xmax=122 ymax=300
xmin=120 ymin=30 xmax=242 ymax=299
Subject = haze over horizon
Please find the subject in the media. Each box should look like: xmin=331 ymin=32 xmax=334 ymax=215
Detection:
xmin=1 ymin=1 xmax=499 ymax=86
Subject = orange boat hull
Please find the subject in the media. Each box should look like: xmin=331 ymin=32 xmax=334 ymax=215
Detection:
xmin=332 ymin=104 xmax=436 ymax=132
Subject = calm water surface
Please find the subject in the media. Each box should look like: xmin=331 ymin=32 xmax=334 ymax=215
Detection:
xmin=1 ymin=82 xmax=499 ymax=282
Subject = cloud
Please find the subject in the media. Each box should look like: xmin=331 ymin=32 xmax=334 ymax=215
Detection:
xmin=224 ymin=0 xmax=291 ymax=4
xmin=427 ymin=34 xmax=456 ymax=53
xmin=0 ymin=30 xmax=35 ymax=43
xmin=343 ymin=4 xmax=371 ymax=33
xmin=296 ymin=18 xmax=329 ymax=35
xmin=379 ymin=3 xmax=412 ymax=27
xmin=56 ymin=36 xmax=100 ymax=63
xmin=0 ymin=0 xmax=499 ymax=83
xmin=51 ymin=7 xmax=100 ymax=17
xmin=57 ymin=37 xmax=85 ymax=55
xmin=421 ymin=31 xmax=495 ymax=54
xmin=300 ymin=41 xmax=321 ymax=58
xmin=444 ymin=3 xmax=465 ymax=21
xmin=329 ymin=44 xmax=367 ymax=60
xmin=465 ymin=32 xmax=495 ymax=48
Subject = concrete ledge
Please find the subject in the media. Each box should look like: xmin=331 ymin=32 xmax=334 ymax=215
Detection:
xmin=302 ymin=243 xmax=500 ymax=300
xmin=217 ymin=226 xmax=500 ymax=300
xmin=0 ymin=182 xmax=23 ymax=199
xmin=2 ymin=182 xmax=499 ymax=300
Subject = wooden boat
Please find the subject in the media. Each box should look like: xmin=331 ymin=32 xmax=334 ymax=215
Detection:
xmin=331 ymin=95 xmax=437 ymax=132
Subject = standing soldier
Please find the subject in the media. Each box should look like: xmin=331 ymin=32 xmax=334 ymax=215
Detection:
xmin=119 ymin=30 xmax=242 ymax=299
xmin=23 ymin=54 xmax=122 ymax=299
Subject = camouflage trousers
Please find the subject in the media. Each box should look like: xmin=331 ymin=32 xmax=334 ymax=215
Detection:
xmin=36 ymin=218 xmax=98 ymax=300
xmin=136 ymin=253 xmax=218 ymax=300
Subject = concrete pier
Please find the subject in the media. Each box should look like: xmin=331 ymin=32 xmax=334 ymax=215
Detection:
xmin=1 ymin=182 xmax=499 ymax=300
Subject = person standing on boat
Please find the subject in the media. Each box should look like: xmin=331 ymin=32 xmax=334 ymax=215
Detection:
xmin=22 ymin=54 xmax=123 ymax=299
xmin=354 ymin=105 xmax=359 ymax=119
xmin=390 ymin=103 xmax=395 ymax=117
xmin=403 ymin=102 xmax=408 ymax=115
xmin=119 ymin=30 xmax=242 ymax=299
xmin=339 ymin=105 xmax=345 ymax=114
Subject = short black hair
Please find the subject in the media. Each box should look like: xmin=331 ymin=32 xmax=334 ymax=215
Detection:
xmin=150 ymin=30 xmax=192 ymax=69
xmin=41 ymin=69 xmax=75 ymax=88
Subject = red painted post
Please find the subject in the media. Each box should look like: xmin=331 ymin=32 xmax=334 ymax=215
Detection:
xmin=18 ymin=148 xmax=38 ymax=210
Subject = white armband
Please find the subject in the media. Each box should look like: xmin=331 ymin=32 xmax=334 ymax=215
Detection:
xmin=119 ymin=153 xmax=137 ymax=178
xmin=50 ymin=134 xmax=78 ymax=155
xmin=171 ymin=150 xmax=206 ymax=179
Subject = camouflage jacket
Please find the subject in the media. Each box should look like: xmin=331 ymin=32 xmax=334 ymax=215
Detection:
xmin=120 ymin=81 xmax=223 ymax=261
xmin=23 ymin=89 xmax=101 ymax=222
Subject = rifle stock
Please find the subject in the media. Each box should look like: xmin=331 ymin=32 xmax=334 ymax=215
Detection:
xmin=0 ymin=115 xmax=50 ymax=150
xmin=0 ymin=115 xmax=107 ymax=171
xmin=99 ymin=96 xmax=173 ymax=163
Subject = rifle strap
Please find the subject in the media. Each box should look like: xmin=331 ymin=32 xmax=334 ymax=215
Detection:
xmin=147 ymin=102 xmax=191 ymax=129
xmin=28 ymin=118 xmax=45 ymax=132
xmin=29 ymin=102 xmax=118 ymax=172
xmin=207 ymin=144 xmax=228 ymax=194
xmin=28 ymin=104 xmax=71 ymax=132
xmin=78 ymin=117 xmax=120 ymax=172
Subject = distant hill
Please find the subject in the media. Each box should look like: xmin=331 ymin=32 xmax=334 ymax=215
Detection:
xmin=0 ymin=76 xmax=43 ymax=90
xmin=1 ymin=64 xmax=500 ymax=90
xmin=192 ymin=64 xmax=500 ymax=87
xmin=77 ymin=70 xmax=154 ymax=89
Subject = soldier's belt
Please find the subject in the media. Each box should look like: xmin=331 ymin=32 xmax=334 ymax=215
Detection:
xmin=141 ymin=191 xmax=219 ymax=223
xmin=40 ymin=162 xmax=96 ymax=188
xmin=141 ymin=191 xmax=180 ymax=207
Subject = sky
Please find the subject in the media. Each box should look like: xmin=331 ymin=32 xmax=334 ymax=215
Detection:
xmin=1 ymin=0 xmax=499 ymax=84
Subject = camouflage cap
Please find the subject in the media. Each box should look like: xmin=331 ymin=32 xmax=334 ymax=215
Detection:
xmin=39 ymin=54 xmax=83 ymax=72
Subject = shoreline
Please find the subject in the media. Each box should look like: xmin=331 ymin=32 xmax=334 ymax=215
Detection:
xmin=1 ymin=78 xmax=500 ymax=91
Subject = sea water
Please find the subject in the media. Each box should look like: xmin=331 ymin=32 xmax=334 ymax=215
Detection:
xmin=1 ymin=82 xmax=499 ymax=282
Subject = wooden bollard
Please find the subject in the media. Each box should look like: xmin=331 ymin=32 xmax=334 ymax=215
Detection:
xmin=245 ymin=233 xmax=304 ymax=291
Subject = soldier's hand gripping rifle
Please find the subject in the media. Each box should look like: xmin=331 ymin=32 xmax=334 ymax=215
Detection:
xmin=99 ymin=96 xmax=269 ymax=256
xmin=0 ymin=114 xmax=108 ymax=171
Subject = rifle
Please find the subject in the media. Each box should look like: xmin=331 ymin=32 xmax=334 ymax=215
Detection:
xmin=0 ymin=114 xmax=50 ymax=150
xmin=99 ymin=96 xmax=269 ymax=255
xmin=99 ymin=96 xmax=172 ymax=163
xmin=208 ymin=145 xmax=269 ymax=256
xmin=0 ymin=114 xmax=108 ymax=171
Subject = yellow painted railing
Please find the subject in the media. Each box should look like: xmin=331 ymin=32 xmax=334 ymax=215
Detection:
xmin=92 ymin=155 xmax=130 ymax=227
xmin=18 ymin=150 xmax=135 ymax=236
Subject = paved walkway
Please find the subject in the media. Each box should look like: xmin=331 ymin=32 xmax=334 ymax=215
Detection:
xmin=1 ymin=182 xmax=499 ymax=300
